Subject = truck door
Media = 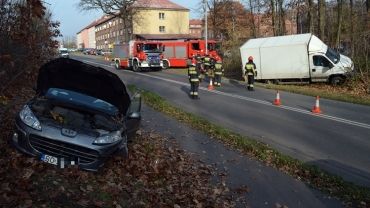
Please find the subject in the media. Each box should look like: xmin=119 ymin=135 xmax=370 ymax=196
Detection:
xmin=309 ymin=54 xmax=334 ymax=82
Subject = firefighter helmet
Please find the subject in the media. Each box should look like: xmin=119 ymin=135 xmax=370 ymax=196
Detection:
xmin=248 ymin=56 xmax=253 ymax=61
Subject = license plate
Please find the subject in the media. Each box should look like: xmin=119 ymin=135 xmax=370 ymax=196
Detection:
xmin=41 ymin=154 xmax=58 ymax=165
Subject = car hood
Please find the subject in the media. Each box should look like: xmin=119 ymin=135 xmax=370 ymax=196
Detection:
xmin=37 ymin=58 xmax=130 ymax=115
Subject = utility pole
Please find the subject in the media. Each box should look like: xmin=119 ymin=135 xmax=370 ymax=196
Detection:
xmin=203 ymin=0 xmax=208 ymax=55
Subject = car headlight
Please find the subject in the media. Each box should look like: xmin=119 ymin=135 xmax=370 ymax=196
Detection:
xmin=19 ymin=105 xmax=42 ymax=130
xmin=93 ymin=131 xmax=123 ymax=145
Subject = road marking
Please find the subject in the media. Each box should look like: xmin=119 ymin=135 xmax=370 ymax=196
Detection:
xmin=81 ymin=59 xmax=370 ymax=130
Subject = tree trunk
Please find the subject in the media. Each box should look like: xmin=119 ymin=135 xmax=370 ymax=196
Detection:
xmin=277 ymin=0 xmax=285 ymax=35
xmin=318 ymin=0 xmax=325 ymax=39
xmin=271 ymin=0 xmax=276 ymax=35
xmin=307 ymin=0 xmax=314 ymax=33
xmin=249 ymin=0 xmax=257 ymax=37
xmin=336 ymin=0 xmax=343 ymax=49
xmin=350 ymin=0 xmax=354 ymax=57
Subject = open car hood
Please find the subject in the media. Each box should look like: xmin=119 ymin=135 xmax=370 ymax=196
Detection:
xmin=37 ymin=58 xmax=130 ymax=115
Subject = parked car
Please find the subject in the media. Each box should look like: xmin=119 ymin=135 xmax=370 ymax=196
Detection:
xmin=11 ymin=58 xmax=141 ymax=171
xmin=96 ymin=49 xmax=103 ymax=56
xmin=83 ymin=48 xmax=95 ymax=55
xmin=58 ymin=48 xmax=69 ymax=58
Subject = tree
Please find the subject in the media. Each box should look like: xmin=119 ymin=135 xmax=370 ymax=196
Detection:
xmin=318 ymin=0 xmax=325 ymax=39
xmin=78 ymin=0 xmax=139 ymax=42
xmin=62 ymin=36 xmax=77 ymax=48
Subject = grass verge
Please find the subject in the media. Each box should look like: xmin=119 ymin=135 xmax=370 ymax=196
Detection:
xmin=129 ymin=85 xmax=370 ymax=207
xmin=255 ymin=82 xmax=370 ymax=106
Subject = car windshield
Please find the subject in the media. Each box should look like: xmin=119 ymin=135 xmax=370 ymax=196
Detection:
xmin=60 ymin=50 xmax=68 ymax=53
xmin=45 ymin=88 xmax=119 ymax=115
xmin=143 ymin=44 xmax=160 ymax=52
xmin=325 ymin=47 xmax=340 ymax=64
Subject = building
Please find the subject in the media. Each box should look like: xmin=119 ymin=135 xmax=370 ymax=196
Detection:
xmin=189 ymin=19 xmax=203 ymax=38
xmin=95 ymin=0 xmax=189 ymax=49
xmin=76 ymin=16 xmax=111 ymax=49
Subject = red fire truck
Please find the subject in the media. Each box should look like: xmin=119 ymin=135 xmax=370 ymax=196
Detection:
xmin=161 ymin=39 xmax=221 ymax=68
xmin=113 ymin=40 xmax=166 ymax=72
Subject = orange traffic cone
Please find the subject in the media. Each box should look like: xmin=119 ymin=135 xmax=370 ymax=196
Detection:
xmin=312 ymin=96 xmax=322 ymax=114
xmin=273 ymin=91 xmax=281 ymax=106
xmin=208 ymin=78 xmax=215 ymax=90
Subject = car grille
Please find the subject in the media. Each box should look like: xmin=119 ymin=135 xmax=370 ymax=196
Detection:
xmin=29 ymin=134 xmax=99 ymax=164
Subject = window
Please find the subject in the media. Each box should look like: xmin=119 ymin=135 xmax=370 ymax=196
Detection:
xmin=313 ymin=56 xmax=332 ymax=68
xmin=159 ymin=12 xmax=165 ymax=20
xmin=159 ymin=26 xmax=165 ymax=33
xmin=119 ymin=19 xmax=123 ymax=24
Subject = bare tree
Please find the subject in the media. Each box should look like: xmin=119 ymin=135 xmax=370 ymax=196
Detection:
xmin=318 ymin=0 xmax=325 ymax=39
xmin=336 ymin=0 xmax=343 ymax=48
xmin=78 ymin=0 xmax=139 ymax=42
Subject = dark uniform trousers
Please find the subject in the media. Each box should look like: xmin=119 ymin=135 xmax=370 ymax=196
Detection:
xmin=188 ymin=65 xmax=200 ymax=99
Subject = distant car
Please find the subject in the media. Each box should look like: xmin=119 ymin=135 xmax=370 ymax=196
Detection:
xmin=96 ymin=49 xmax=103 ymax=56
xmin=59 ymin=48 xmax=69 ymax=58
xmin=11 ymin=58 xmax=142 ymax=171
xmin=83 ymin=48 xmax=95 ymax=55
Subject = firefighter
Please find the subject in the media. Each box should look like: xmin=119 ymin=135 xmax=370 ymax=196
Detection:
xmin=195 ymin=53 xmax=204 ymax=82
xmin=207 ymin=57 xmax=215 ymax=85
xmin=244 ymin=56 xmax=257 ymax=91
xmin=188 ymin=58 xmax=200 ymax=99
xmin=203 ymin=54 xmax=211 ymax=72
xmin=214 ymin=59 xmax=224 ymax=87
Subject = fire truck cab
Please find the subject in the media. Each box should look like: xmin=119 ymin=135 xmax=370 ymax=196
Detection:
xmin=113 ymin=40 xmax=166 ymax=72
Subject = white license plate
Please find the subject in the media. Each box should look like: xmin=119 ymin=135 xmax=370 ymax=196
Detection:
xmin=41 ymin=154 xmax=58 ymax=165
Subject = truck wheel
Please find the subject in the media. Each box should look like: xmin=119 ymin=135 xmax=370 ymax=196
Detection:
xmin=272 ymin=79 xmax=280 ymax=85
xmin=163 ymin=60 xmax=169 ymax=69
xmin=330 ymin=76 xmax=344 ymax=86
xmin=132 ymin=61 xmax=140 ymax=72
xmin=115 ymin=60 xmax=120 ymax=70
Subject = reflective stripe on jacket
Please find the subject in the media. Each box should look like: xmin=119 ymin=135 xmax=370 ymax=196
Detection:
xmin=245 ymin=63 xmax=256 ymax=76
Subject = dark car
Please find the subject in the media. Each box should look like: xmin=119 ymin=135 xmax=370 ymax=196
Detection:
xmin=11 ymin=58 xmax=141 ymax=171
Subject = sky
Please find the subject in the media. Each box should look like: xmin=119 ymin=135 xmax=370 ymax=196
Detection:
xmin=46 ymin=0 xmax=201 ymax=38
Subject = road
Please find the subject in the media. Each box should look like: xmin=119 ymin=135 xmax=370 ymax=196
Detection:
xmin=72 ymin=55 xmax=370 ymax=188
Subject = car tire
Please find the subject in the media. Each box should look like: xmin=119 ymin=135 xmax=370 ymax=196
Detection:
xmin=330 ymin=76 xmax=345 ymax=86
xmin=163 ymin=60 xmax=169 ymax=69
xmin=115 ymin=60 xmax=120 ymax=70
xmin=132 ymin=60 xmax=140 ymax=72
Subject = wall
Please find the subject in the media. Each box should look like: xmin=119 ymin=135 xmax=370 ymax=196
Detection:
xmin=133 ymin=9 xmax=189 ymax=34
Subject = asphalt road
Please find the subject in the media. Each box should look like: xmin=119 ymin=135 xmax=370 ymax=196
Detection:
xmin=72 ymin=55 xmax=370 ymax=188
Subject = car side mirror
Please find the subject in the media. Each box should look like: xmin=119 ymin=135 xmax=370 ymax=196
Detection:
xmin=128 ymin=93 xmax=141 ymax=120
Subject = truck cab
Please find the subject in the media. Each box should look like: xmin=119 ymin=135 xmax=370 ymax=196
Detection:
xmin=308 ymin=37 xmax=354 ymax=85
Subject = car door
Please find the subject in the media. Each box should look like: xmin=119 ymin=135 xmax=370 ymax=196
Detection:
xmin=309 ymin=55 xmax=334 ymax=82
xmin=126 ymin=93 xmax=141 ymax=139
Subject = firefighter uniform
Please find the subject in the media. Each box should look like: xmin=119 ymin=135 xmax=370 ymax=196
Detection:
xmin=207 ymin=58 xmax=215 ymax=83
xmin=214 ymin=60 xmax=224 ymax=87
xmin=195 ymin=54 xmax=204 ymax=82
xmin=244 ymin=58 xmax=257 ymax=91
xmin=203 ymin=55 xmax=211 ymax=72
xmin=188 ymin=61 xmax=200 ymax=99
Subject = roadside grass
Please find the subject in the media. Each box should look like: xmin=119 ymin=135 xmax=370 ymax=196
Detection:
xmin=129 ymin=85 xmax=370 ymax=206
xmin=255 ymin=82 xmax=370 ymax=106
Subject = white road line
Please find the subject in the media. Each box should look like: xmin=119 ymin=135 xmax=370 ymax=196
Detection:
xmin=82 ymin=59 xmax=370 ymax=130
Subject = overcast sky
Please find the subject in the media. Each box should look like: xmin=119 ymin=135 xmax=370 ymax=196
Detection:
xmin=46 ymin=0 xmax=202 ymax=38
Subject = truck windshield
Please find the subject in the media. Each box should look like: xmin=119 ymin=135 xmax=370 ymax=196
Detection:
xmin=208 ymin=43 xmax=215 ymax=51
xmin=325 ymin=47 xmax=340 ymax=64
xmin=143 ymin=44 xmax=160 ymax=52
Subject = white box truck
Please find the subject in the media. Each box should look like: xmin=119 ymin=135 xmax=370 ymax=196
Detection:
xmin=239 ymin=33 xmax=354 ymax=84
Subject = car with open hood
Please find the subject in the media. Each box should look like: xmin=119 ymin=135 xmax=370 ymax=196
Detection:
xmin=11 ymin=58 xmax=141 ymax=171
